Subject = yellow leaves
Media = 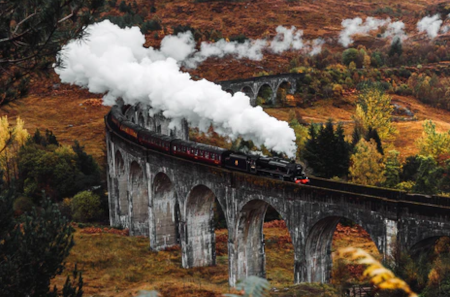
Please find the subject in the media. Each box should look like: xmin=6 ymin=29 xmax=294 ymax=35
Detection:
xmin=363 ymin=54 xmax=371 ymax=69
xmin=0 ymin=115 xmax=29 ymax=184
xmin=339 ymin=247 xmax=418 ymax=297
xmin=14 ymin=117 xmax=28 ymax=147
xmin=416 ymin=120 xmax=450 ymax=160
xmin=349 ymin=139 xmax=385 ymax=186
xmin=354 ymin=88 xmax=397 ymax=142
xmin=55 ymin=145 xmax=76 ymax=157
xmin=332 ymin=84 xmax=343 ymax=97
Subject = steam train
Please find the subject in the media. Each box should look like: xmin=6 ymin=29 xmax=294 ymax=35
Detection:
xmin=108 ymin=105 xmax=309 ymax=184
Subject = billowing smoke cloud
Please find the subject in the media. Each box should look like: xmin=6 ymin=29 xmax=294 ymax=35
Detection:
xmin=383 ymin=21 xmax=407 ymax=43
xmin=309 ymin=38 xmax=325 ymax=56
xmin=339 ymin=17 xmax=390 ymax=47
xmin=417 ymin=14 xmax=442 ymax=39
xmin=185 ymin=25 xmax=324 ymax=67
xmin=134 ymin=25 xmax=324 ymax=68
xmin=339 ymin=17 xmax=407 ymax=47
xmin=55 ymin=20 xmax=297 ymax=157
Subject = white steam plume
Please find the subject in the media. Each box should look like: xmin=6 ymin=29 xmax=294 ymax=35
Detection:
xmin=383 ymin=21 xmax=407 ymax=44
xmin=441 ymin=25 xmax=450 ymax=34
xmin=115 ymin=25 xmax=324 ymax=68
xmin=339 ymin=17 xmax=391 ymax=47
xmin=55 ymin=20 xmax=297 ymax=157
xmin=309 ymin=38 xmax=325 ymax=56
xmin=417 ymin=14 xmax=442 ymax=39
xmin=186 ymin=25 xmax=323 ymax=67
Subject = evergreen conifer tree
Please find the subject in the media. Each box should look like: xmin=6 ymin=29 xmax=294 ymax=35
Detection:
xmin=365 ymin=127 xmax=384 ymax=155
xmin=303 ymin=120 xmax=351 ymax=178
xmin=303 ymin=124 xmax=321 ymax=174
xmin=0 ymin=194 xmax=82 ymax=296
xmin=333 ymin=123 xmax=351 ymax=177
xmin=351 ymin=124 xmax=362 ymax=150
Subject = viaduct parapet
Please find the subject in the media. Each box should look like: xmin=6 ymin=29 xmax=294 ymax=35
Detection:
xmin=106 ymin=102 xmax=450 ymax=287
xmin=216 ymin=73 xmax=304 ymax=106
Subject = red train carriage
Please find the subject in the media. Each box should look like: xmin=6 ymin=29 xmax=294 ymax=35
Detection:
xmin=171 ymin=139 xmax=228 ymax=165
xmin=138 ymin=130 xmax=171 ymax=153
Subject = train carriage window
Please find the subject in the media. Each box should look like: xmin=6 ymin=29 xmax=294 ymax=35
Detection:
xmin=205 ymin=152 xmax=209 ymax=159
xmin=173 ymin=145 xmax=177 ymax=151
xmin=194 ymin=149 xmax=198 ymax=156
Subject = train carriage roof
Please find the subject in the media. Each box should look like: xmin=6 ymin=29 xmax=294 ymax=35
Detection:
xmin=139 ymin=129 xmax=174 ymax=142
xmin=171 ymin=139 xmax=227 ymax=153
xmin=120 ymin=119 xmax=144 ymax=132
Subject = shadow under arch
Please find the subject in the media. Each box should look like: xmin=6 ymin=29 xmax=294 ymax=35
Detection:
xmin=276 ymin=80 xmax=291 ymax=105
xmin=234 ymin=199 xmax=293 ymax=284
xmin=152 ymin=172 xmax=179 ymax=250
xmin=409 ymin=236 xmax=450 ymax=259
xmin=241 ymin=86 xmax=255 ymax=100
xmin=256 ymin=83 xmax=274 ymax=106
xmin=182 ymin=184 xmax=227 ymax=268
xmin=129 ymin=161 xmax=149 ymax=236
xmin=305 ymin=216 xmax=380 ymax=283
xmin=115 ymin=150 xmax=127 ymax=216
xmin=225 ymin=89 xmax=234 ymax=95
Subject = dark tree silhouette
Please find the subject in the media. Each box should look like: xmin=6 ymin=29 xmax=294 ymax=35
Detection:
xmin=0 ymin=0 xmax=104 ymax=105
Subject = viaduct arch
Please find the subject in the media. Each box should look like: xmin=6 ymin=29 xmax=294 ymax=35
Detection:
xmin=216 ymin=73 xmax=303 ymax=106
xmin=106 ymin=100 xmax=450 ymax=287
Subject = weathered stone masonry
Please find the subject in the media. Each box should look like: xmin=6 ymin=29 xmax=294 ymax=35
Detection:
xmin=216 ymin=73 xmax=303 ymax=106
xmin=106 ymin=110 xmax=450 ymax=287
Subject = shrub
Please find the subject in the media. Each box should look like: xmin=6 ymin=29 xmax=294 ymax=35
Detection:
xmin=71 ymin=191 xmax=102 ymax=222
xmin=342 ymin=48 xmax=359 ymax=66
xmin=229 ymin=34 xmax=248 ymax=44
xmin=395 ymin=84 xmax=413 ymax=96
xmin=13 ymin=196 xmax=34 ymax=216
xmin=332 ymin=84 xmax=344 ymax=97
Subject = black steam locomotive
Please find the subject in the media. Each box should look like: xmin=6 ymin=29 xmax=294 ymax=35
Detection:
xmin=107 ymin=105 xmax=309 ymax=184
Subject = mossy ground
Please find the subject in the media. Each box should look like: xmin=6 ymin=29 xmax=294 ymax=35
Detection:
xmin=52 ymin=222 xmax=374 ymax=297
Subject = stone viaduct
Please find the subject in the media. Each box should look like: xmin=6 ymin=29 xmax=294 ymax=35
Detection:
xmin=216 ymin=73 xmax=303 ymax=106
xmin=106 ymin=102 xmax=450 ymax=287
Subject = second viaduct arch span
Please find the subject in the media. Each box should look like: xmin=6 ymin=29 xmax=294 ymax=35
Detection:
xmin=217 ymin=73 xmax=303 ymax=106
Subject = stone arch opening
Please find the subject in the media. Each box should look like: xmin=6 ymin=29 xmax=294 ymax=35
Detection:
xmin=305 ymin=216 xmax=380 ymax=284
xmin=130 ymin=161 xmax=149 ymax=236
xmin=276 ymin=81 xmax=291 ymax=106
xmin=225 ymin=89 xmax=234 ymax=95
xmin=256 ymin=84 xmax=274 ymax=106
xmin=410 ymin=236 xmax=443 ymax=258
xmin=407 ymin=236 xmax=450 ymax=294
xmin=241 ymin=86 xmax=255 ymax=100
xmin=183 ymin=185 xmax=227 ymax=268
xmin=235 ymin=200 xmax=293 ymax=284
xmin=115 ymin=150 xmax=127 ymax=216
xmin=152 ymin=172 xmax=179 ymax=249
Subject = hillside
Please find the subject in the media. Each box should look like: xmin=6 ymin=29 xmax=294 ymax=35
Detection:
xmin=52 ymin=223 xmax=370 ymax=297
xmin=2 ymin=0 xmax=450 ymax=161
xmin=3 ymin=0 xmax=450 ymax=296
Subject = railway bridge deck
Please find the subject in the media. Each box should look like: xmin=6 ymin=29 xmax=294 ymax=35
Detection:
xmin=106 ymin=105 xmax=450 ymax=286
